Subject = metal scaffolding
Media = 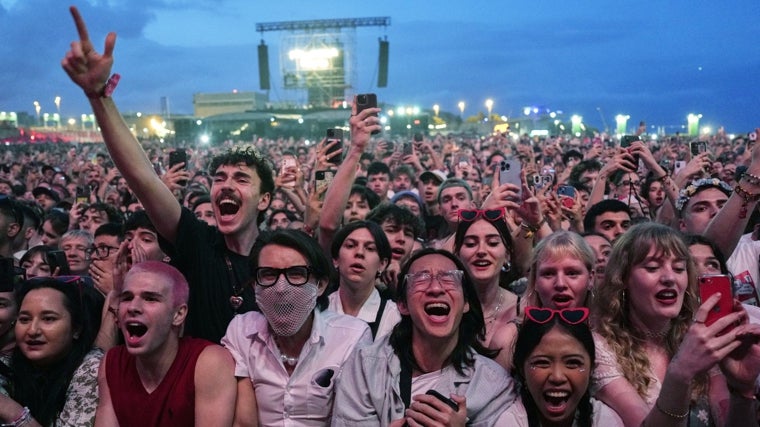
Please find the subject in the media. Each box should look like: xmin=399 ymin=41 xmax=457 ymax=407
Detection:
xmin=256 ymin=17 xmax=390 ymax=107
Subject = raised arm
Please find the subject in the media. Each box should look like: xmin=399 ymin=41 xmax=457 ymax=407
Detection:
xmin=61 ymin=6 xmax=181 ymax=244
xmin=705 ymin=141 xmax=760 ymax=257
xmin=317 ymin=100 xmax=380 ymax=252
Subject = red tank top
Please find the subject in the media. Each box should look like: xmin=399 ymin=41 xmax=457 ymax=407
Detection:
xmin=106 ymin=337 xmax=214 ymax=426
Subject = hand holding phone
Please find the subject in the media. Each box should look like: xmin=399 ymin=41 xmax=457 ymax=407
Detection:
xmin=356 ymin=93 xmax=380 ymax=135
xmin=698 ymin=274 xmax=735 ymax=329
xmin=558 ymin=185 xmax=576 ymax=208
xmin=47 ymin=250 xmax=71 ymax=276
xmin=499 ymin=159 xmax=523 ymax=201
xmin=425 ymin=390 xmax=459 ymax=412
xmin=690 ymin=141 xmax=707 ymax=157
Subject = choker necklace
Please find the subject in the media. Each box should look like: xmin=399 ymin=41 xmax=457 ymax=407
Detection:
xmin=641 ymin=326 xmax=669 ymax=339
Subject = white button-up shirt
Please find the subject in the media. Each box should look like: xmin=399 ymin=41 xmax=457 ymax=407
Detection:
xmin=327 ymin=288 xmax=401 ymax=340
xmin=222 ymin=309 xmax=371 ymax=426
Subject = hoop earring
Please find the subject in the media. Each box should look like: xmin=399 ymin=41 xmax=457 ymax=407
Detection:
xmin=501 ymin=262 xmax=511 ymax=273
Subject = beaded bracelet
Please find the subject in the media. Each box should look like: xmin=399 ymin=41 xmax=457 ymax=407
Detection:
xmin=742 ymin=171 xmax=760 ymax=186
xmin=654 ymin=399 xmax=688 ymax=420
xmin=734 ymin=183 xmax=760 ymax=219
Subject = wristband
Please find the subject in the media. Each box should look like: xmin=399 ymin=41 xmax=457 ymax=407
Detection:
xmin=102 ymin=73 xmax=121 ymax=98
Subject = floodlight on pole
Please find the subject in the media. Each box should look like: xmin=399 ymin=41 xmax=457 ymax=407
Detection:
xmin=33 ymin=101 xmax=41 ymax=125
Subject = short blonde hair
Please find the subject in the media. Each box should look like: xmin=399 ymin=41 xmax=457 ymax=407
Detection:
xmin=524 ymin=230 xmax=595 ymax=307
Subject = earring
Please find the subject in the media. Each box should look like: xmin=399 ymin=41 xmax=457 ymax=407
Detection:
xmin=376 ymin=271 xmax=382 ymax=279
xmin=501 ymin=262 xmax=511 ymax=273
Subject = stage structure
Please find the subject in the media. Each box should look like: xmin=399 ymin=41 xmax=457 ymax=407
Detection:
xmin=256 ymin=17 xmax=390 ymax=108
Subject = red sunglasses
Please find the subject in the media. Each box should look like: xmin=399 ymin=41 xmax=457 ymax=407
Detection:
xmin=457 ymin=208 xmax=505 ymax=222
xmin=524 ymin=306 xmax=589 ymax=325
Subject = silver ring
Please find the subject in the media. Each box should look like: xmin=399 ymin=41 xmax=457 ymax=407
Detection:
xmin=692 ymin=318 xmax=704 ymax=324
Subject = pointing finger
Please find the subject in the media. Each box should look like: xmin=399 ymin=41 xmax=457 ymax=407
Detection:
xmin=69 ymin=6 xmax=94 ymax=53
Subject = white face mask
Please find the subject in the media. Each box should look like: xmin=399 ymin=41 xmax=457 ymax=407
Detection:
xmin=255 ymin=278 xmax=317 ymax=337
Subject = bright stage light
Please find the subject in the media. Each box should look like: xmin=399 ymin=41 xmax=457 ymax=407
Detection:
xmin=288 ymin=47 xmax=339 ymax=70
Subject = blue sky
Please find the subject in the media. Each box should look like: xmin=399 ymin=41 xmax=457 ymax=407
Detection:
xmin=1 ymin=0 xmax=758 ymax=133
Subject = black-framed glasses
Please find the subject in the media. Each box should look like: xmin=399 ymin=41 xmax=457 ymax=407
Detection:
xmin=85 ymin=245 xmax=120 ymax=259
xmin=405 ymin=270 xmax=464 ymax=292
xmin=524 ymin=306 xmax=589 ymax=325
xmin=457 ymin=208 xmax=505 ymax=222
xmin=254 ymin=266 xmax=312 ymax=287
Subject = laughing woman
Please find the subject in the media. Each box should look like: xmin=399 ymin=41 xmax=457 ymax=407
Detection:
xmin=329 ymin=221 xmax=401 ymax=340
xmin=497 ymin=306 xmax=623 ymax=426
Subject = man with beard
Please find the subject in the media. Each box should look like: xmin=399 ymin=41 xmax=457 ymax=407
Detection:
xmin=96 ymin=261 xmax=237 ymax=426
xmin=62 ymin=7 xmax=273 ymax=342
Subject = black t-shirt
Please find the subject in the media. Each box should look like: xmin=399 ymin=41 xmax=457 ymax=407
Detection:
xmin=160 ymin=208 xmax=257 ymax=343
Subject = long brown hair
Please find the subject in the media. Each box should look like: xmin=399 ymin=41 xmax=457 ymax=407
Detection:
xmin=592 ymin=223 xmax=702 ymax=397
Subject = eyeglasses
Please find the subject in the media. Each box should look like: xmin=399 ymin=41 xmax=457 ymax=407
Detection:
xmin=620 ymin=180 xmax=640 ymax=187
xmin=457 ymin=208 xmax=505 ymax=222
xmin=85 ymin=245 xmax=120 ymax=259
xmin=254 ymin=266 xmax=312 ymax=287
xmin=524 ymin=306 xmax=589 ymax=325
xmin=405 ymin=270 xmax=464 ymax=292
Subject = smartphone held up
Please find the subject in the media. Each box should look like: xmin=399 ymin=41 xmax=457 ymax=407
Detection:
xmin=356 ymin=93 xmax=380 ymax=135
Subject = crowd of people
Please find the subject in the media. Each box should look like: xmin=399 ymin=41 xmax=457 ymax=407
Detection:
xmin=0 ymin=5 xmax=758 ymax=427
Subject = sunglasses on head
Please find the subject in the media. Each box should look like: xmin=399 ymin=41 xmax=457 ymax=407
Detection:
xmin=524 ymin=306 xmax=589 ymax=325
xmin=457 ymin=208 xmax=505 ymax=222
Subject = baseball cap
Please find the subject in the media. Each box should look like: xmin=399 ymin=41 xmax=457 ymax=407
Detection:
xmin=32 ymin=186 xmax=60 ymax=203
xmin=419 ymin=170 xmax=447 ymax=184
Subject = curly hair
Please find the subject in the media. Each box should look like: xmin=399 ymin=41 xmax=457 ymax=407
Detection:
xmin=208 ymin=146 xmax=275 ymax=226
xmin=592 ymin=223 xmax=703 ymax=398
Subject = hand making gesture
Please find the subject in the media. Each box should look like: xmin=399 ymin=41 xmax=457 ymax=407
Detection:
xmin=61 ymin=6 xmax=116 ymax=98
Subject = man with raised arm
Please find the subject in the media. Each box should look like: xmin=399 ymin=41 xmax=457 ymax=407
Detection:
xmin=62 ymin=6 xmax=273 ymax=342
